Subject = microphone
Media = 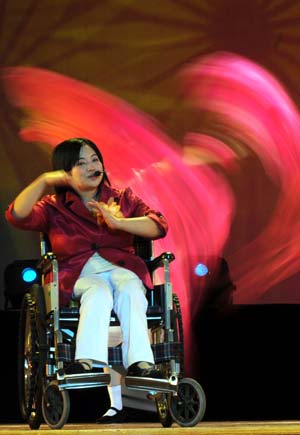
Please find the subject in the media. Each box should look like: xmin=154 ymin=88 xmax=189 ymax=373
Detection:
xmin=93 ymin=170 xmax=101 ymax=177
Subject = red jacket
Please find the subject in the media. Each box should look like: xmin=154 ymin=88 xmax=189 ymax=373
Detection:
xmin=5 ymin=183 xmax=168 ymax=306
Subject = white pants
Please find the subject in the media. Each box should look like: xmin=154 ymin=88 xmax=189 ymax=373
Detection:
xmin=73 ymin=267 xmax=154 ymax=369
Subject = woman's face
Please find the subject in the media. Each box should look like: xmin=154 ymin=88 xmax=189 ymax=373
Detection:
xmin=70 ymin=144 xmax=104 ymax=193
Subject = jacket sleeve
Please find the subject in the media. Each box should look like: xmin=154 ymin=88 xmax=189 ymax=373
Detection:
xmin=122 ymin=187 xmax=168 ymax=239
xmin=5 ymin=199 xmax=49 ymax=233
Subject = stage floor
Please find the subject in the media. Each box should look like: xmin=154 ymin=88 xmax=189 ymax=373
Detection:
xmin=1 ymin=421 xmax=300 ymax=434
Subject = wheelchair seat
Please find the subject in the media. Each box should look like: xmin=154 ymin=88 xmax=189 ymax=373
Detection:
xmin=17 ymin=233 xmax=206 ymax=429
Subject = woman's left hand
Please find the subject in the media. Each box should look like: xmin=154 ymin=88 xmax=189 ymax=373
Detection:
xmin=88 ymin=197 xmax=124 ymax=229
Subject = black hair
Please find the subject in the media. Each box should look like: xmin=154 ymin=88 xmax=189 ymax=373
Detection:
xmin=52 ymin=138 xmax=110 ymax=194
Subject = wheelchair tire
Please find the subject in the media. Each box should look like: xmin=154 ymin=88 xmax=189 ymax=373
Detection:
xmin=42 ymin=381 xmax=70 ymax=429
xmin=18 ymin=285 xmax=47 ymax=429
xmin=155 ymin=393 xmax=173 ymax=427
xmin=170 ymin=377 xmax=206 ymax=427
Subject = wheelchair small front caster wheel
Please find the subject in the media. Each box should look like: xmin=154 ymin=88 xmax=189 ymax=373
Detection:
xmin=42 ymin=381 xmax=70 ymax=429
xmin=155 ymin=392 xmax=173 ymax=427
xmin=170 ymin=377 xmax=206 ymax=427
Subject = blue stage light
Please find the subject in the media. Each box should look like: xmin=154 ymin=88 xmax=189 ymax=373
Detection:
xmin=194 ymin=263 xmax=209 ymax=277
xmin=21 ymin=267 xmax=38 ymax=283
xmin=4 ymin=259 xmax=40 ymax=309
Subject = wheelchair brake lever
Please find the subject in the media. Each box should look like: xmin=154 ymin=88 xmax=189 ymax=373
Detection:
xmin=37 ymin=252 xmax=57 ymax=274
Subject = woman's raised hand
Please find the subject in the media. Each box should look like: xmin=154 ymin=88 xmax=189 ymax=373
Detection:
xmin=44 ymin=170 xmax=73 ymax=187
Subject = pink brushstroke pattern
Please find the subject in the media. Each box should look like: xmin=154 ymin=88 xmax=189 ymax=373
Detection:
xmin=181 ymin=52 xmax=300 ymax=304
xmin=2 ymin=66 xmax=234 ymax=374
xmin=4 ymin=51 xmax=300 ymax=369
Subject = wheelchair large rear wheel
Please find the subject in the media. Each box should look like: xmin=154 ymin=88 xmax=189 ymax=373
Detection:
xmin=18 ymin=285 xmax=47 ymax=429
xmin=42 ymin=381 xmax=70 ymax=429
xmin=170 ymin=377 xmax=206 ymax=427
xmin=155 ymin=393 xmax=173 ymax=427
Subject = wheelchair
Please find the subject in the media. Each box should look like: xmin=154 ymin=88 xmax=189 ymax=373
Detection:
xmin=18 ymin=234 xmax=206 ymax=429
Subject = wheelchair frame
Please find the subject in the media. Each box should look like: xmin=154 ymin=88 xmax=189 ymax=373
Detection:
xmin=17 ymin=235 xmax=206 ymax=429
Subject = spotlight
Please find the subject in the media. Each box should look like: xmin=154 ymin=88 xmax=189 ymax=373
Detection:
xmin=194 ymin=263 xmax=209 ymax=277
xmin=21 ymin=267 xmax=38 ymax=283
xmin=3 ymin=259 xmax=40 ymax=310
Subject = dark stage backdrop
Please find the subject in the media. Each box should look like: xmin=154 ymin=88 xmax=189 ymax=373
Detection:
xmin=2 ymin=0 xmax=300 ymax=424
xmin=1 ymin=1 xmax=300 ymax=308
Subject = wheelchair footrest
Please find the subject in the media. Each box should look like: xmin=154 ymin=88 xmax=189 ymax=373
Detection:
xmin=125 ymin=375 xmax=178 ymax=394
xmin=57 ymin=372 xmax=111 ymax=390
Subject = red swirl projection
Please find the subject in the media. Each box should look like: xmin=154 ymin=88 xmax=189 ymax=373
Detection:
xmin=2 ymin=65 xmax=234 ymax=374
xmin=4 ymin=51 xmax=300 ymax=371
xmin=181 ymin=52 xmax=300 ymax=304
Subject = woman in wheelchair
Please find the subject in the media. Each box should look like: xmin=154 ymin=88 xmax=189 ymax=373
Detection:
xmin=6 ymin=137 xmax=168 ymax=421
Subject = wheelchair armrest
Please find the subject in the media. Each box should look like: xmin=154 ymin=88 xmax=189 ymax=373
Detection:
xmin=147 ymin=252 xmax=175 ymax=273
xmin=37 ymin=249 xmax=175 ymax=277
xmin=37 ymin=252 xmax=57 ymax=275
